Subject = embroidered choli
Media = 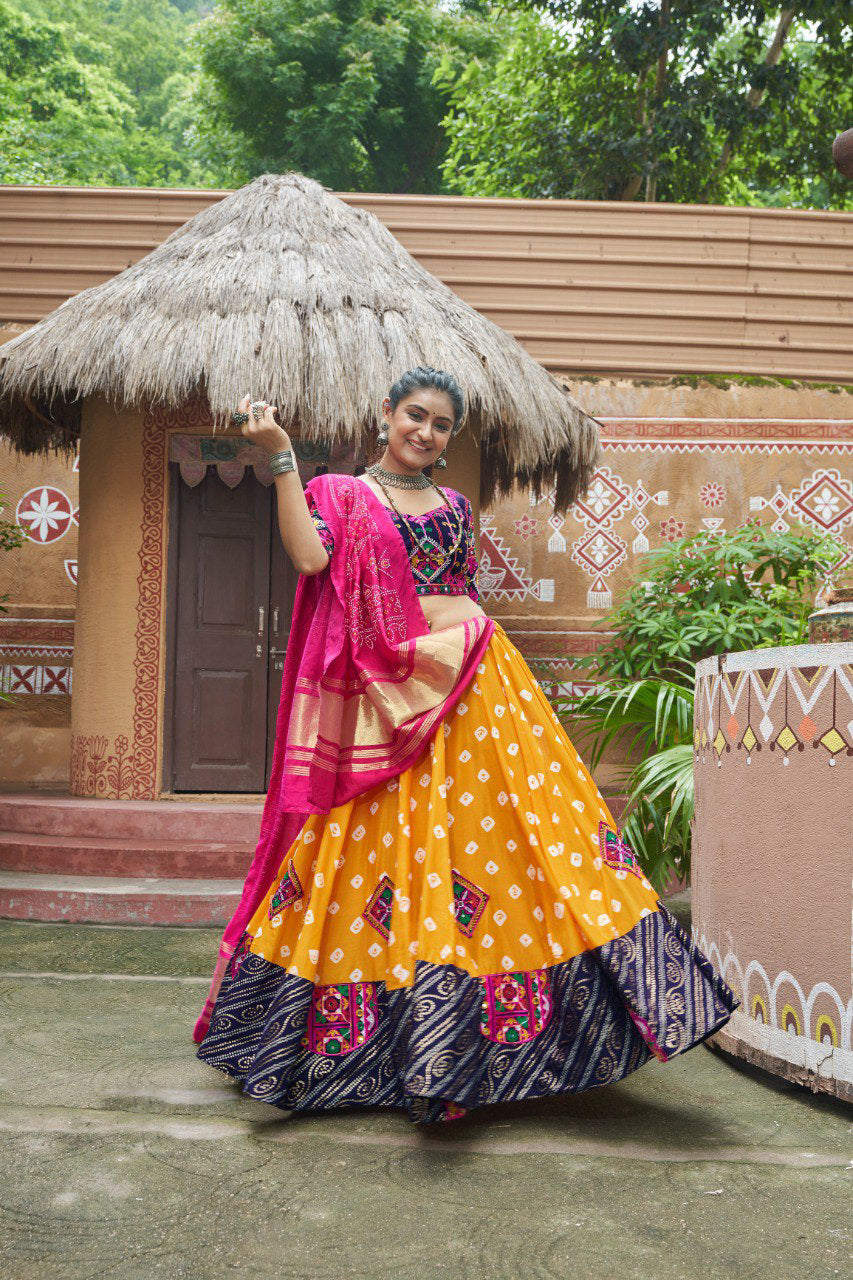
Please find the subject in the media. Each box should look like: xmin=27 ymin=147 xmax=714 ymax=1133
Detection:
xmin=306 ymin=482 xmax=480 ymax=603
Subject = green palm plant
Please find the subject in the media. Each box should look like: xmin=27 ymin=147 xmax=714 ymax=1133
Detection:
xmin=564 ymin=677 xmax=694 ymax=891
xmin=559 ymin=522 xmax=847 ymax=893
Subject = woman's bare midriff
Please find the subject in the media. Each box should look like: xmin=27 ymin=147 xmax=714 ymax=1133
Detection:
xmin=420 ymin=593 xmax=487 ymax=632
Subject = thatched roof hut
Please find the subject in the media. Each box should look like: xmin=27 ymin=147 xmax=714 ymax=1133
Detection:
xmin=0 ymin=173 xmax=600 ymax=512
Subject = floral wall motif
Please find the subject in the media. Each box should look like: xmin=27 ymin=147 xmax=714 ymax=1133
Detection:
xmin=486 ymin=416 xmax=853 ymax=685
xmin=15 ymin=483 xmax=78 ymax=546
xmin=69 ymin=732 xmax=140 ymax=800
xmin=1 ymin=446 xmax=79 ymax=603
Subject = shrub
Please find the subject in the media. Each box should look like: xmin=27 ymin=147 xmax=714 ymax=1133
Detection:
xmin=562 ymin=523 xmax=847 ymax=891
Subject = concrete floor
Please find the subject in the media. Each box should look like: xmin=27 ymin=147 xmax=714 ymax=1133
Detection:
xmin=0 ymin=916 xmax=850 ymax=1280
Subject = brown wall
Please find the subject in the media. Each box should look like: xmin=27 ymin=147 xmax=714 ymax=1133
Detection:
xmin=692 ymin=643 xmax=853 ymax=1100
xmin=0 ymin=393 xmax=76 ymax=784
xmin=1 ymin=185 xmax=850 ymax=382
xmin=69 ymin=397 xmax=147 ymax=795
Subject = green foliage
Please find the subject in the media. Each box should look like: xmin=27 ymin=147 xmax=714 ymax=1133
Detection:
xmin=575 ymin=522 xmax=847 ymax=684
xmin=4 ymin=0 xmax=850 ymax=204
xmin=1 ymin=1 xmax=128 ymax=182
xmin=193 ymin=0 xmax=499 ymax=191
xmin=0 ymin=506 xmax=25 ymax=556
xmin=441 ymin=1 xmax=853 ymax=208
xmin=566 ymin=679 xmax=695 ymax=890
xmin=436 ymin=9 xmax=592 ymax=198
xmin=561 ymin=524 xmax=848 ymax=890
xmin=2 ymin=0 xmax=219 ymax=185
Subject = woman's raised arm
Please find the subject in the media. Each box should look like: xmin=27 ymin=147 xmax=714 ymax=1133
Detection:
xmin=236 ymin=395 xmax=329 ymax=576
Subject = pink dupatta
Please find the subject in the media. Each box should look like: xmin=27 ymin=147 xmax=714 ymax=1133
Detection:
xmin=193 ymin=472 xmax=495 ymax=1041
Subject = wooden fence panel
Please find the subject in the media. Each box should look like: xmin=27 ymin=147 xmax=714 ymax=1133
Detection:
xmin=1 ymin=186 xmax=850 ymax=381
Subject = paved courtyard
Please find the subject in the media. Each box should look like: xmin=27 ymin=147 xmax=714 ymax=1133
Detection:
xmin=0 ymin=913 xmax=850 ymax=1280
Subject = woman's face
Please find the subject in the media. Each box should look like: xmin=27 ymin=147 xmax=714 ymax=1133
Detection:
xmin=382 ymin=387 xmax=455 ymax=471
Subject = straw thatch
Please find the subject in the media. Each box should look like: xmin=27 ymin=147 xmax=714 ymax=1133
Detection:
xmin=0 ymin=173 xmax=601 ymax=512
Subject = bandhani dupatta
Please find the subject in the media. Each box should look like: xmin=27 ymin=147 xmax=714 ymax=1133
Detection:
xmin=193 ymin=472 xmax=495 ymax=1042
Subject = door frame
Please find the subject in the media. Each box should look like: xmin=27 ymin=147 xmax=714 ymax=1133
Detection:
xmin=161 ymin=459 xmax=182 ymax=795
xmin=162 ymin=460 xmax=272 ymax=798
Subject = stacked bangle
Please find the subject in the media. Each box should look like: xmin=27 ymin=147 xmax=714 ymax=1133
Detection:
xmin=269 ymin=448 xmax=297 ymax=476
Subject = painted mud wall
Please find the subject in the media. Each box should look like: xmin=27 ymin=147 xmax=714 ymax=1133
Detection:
xmin=692 ymin=643 xmax=853 ymax=1102
xmin=69 ymin=398 xmax=149 ymax=797
xmin=491 ymin=379 xmax=853 ymax=714
xmin=3 ymin=379 xmax=851 ymax=797
xmin=60 ymin=397 xmax=479 ymax=799
xmin=0 ymin=369 xmax=77 ymax=782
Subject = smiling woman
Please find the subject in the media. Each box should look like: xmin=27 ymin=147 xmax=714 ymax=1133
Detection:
xmin=193 ymin=366 xmax=738 ymax=1125
xmin=353 ymin=368 xmax=488 ymax=632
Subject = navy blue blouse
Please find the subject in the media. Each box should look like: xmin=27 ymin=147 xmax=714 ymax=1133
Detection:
xmin=306 ymin=483 xmax=480 ymax=603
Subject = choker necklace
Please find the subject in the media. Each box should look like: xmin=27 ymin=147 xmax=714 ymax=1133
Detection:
xmin=365 ymin=462 xmax=431 ymax=490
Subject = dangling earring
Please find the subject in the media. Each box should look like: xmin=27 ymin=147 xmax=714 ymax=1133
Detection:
xmin=377 ymin=427 xmax=389 ymax=446
xmin=434 ymin=452 xmax=447 ymax=469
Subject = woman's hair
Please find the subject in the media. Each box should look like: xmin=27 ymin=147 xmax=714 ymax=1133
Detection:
xmin=388 ymin=366 xmax=465 ymax=432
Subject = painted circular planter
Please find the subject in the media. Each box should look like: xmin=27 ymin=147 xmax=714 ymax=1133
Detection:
xmin=692 ymin=641 xmax=853 ymax=1102
xmin=808 ymin=587 xmax=853 ymax=644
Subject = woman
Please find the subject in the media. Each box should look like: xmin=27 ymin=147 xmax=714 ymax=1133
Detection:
xmin=194 ymin=366 xmax=738 ymax=1125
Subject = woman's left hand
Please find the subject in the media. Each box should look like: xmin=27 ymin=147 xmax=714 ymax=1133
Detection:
xmin=236 ymin=394 xmax=291 ymax=455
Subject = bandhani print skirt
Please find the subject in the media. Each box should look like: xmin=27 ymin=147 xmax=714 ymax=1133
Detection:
xmin=196 ymin=621 xmax=738 ymax=1123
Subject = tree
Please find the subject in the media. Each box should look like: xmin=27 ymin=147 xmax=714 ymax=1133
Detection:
xmin=437 ymin=9 xmax=598 ymax=199
xmin=192 ymin=0 xmax=500 ymax=191
xmin=0 ymin=1 xmax=132 ymax=183
xmin=440 ymin=1 xmax=853 ymax=208
xmin=4 ymin=0 xmax=219 ymax=185
xmin=14 ymin=0 xmax=204 ymax=126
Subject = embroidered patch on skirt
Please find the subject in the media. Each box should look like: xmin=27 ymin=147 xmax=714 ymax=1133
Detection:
xmin=196 ymin=621 xmax=738 ymax=1123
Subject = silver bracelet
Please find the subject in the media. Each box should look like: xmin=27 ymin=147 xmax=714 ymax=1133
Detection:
xmin=268 ymin=448 xmax=297 ymax=476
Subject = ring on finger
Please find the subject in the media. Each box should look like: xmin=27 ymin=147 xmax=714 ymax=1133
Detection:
xmin=250 ymin=401 xmax=267 ymax=422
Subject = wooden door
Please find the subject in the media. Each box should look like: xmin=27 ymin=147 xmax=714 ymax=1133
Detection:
xmin=265 ymin=524 xmax=300 ymax=779
xmin=172 ymin=469 xmax=272 ymax=792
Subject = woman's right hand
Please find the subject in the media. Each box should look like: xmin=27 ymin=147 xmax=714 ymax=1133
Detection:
xmin=236 ymin=394 xmax=292 ymax=455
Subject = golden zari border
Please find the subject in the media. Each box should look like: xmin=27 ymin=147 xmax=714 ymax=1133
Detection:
xmin=284 ymin=615 xmax=490 ymax=777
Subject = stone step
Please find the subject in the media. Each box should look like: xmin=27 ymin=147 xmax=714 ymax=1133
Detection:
xmin=0 ymin=830 xmax=255 ymax=879
xmin=0 ymin=792 xmax=263 ymax=843
xmin=0 ymin=871 xmax=242 ymax=927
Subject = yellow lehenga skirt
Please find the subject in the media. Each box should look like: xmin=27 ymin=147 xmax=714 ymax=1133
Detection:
xmin=196 ymin=621 xmax=738 ymax=1123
